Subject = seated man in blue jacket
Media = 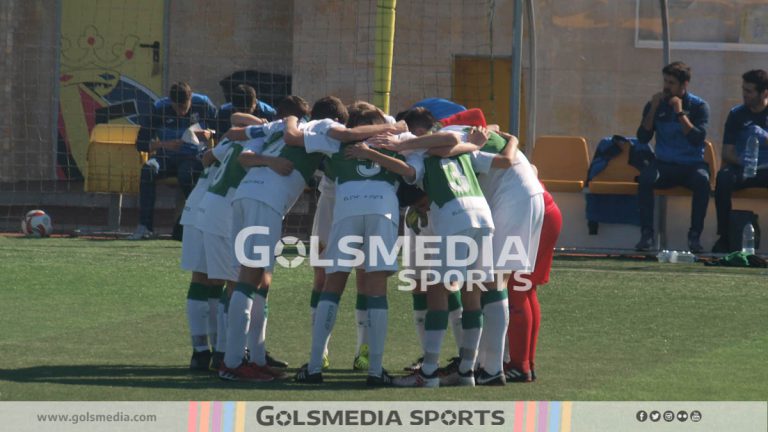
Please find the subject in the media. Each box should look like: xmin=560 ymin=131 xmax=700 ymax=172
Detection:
xmin=635 ymin=61 xmax=711 ymax=253
xmin=713 ymin=69 xmax=768 ymax=252
xmin=130 ymin=82 xmax=217 ymax=240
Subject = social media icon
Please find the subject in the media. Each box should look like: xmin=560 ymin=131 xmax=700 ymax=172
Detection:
xmin=650 ymin=411 xmax=661 ymax=422
xmin=690 ymin=410 xmax=702 ymax=422
xmin=677 ymin=411 xmax=689 ymax=422
xmin=663 ymin=411 xmax=675 ymax=422
xmin=636 ymin=410 xmax=648 ymax=422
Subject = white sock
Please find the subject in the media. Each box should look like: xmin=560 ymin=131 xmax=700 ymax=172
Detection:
xmin=207 ymin=297 xmax=219 ymax=349
xmin=413 ymin=309 xmax=426 ymax=354
xmin=366 ymin=295 xmax=388 ymax=377
xmin=309 ymin=294 xmax=340 ymax=373
xmin=247 ymin=290 xmax=268 ymax=366
xmin=481 ymin=295 xmax=510 ymax=375
xmin=187 ymin=299 xmax=209 ymax=352
xmin=223 ymin=285 xmax=255 ymax=369
xmin=215 ymin=299 xmax=227 ymax=353
xmin=422 ymin=310 xmax=449 ymax=376
xmin=311 ymin=293 xmax=329 ymax=357
xmin=459 ymin=310 xmax=483 ymax=374
xmin=449 ymin=307 xmax=463 ymax=357
xmin=355 ymin=308 xmax=369 ymax=355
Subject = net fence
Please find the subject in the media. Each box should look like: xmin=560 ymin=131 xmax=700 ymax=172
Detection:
xmin=2 ymin=0 xmax=765 ymax=246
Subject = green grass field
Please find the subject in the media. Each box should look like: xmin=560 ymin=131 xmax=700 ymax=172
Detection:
xmin=1 ymin=236 xmax=766 ymax=401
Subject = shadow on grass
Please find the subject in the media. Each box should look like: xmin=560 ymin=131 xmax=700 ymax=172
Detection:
xmin=0 ymin=365 xmax=370 ymax=392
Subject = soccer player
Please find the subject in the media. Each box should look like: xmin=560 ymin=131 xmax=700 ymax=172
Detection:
xmin=288 ymin=104 xmax=415 ymax=386
xmin=207 ymin=96 xmax=310 ymax=382
xmin=180 ymin=149 xmax=223 ymax=371
xmin=372 ymin=108 xmax=518 ymax=386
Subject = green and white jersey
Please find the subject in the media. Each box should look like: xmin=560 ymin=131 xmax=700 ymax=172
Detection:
xmin=304 ymin=120 xmax=421 ymax=224
xmin=419 ymin=149 xmax=494 ymax=236
xmin=441 ymin=125 xmax=544 ymax=202
xmin=198 ymin=136 xmax=266 ymax=237
xmin=233 ymin=120 xmax=325 ymax=216
xmin=180 ymin=162 xmax=219 ymax=227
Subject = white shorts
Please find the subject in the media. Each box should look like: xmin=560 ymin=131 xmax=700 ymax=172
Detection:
xmin=324 ymin=214 xmax=399 ymax=274
xmin=311 ymin=190 xmax=334 ymax=249
xmin=436 ymin=227 xmax=495 ymax=284
xmin=231 ymin=198 xmax=283 ymax=271
xmin=203 ymin=232 xmax=238 ymax=281
xmin=490 ymin=193 xmax=544 ymax=272
xmin=180 ymin=225 xmax=207 ymax=274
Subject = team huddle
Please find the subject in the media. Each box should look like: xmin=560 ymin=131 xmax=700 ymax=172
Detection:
xmin=180 ymin=89 xmax=562 ymax=388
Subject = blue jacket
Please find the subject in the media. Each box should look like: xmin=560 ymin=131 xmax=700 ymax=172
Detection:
xmin=723 ymin=104 xmax=768 ymax=167
xmin=637 ymin=92 xmax=709 ymax=165
xmin=135 ymin=93 xmax=217 ymax=155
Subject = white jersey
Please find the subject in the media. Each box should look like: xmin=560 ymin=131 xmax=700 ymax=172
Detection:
xmin=232 ymin=120 xmax=321 ymax=216
xmin=475 ymin=151 xmax=543 ymax=203
xmin=197 ymin=137 xmax=265 ymax=237
xmin=180 ymin=164 xmax=218 ymax=226
xmin=304 ymin=120 xmax=421 ymax=225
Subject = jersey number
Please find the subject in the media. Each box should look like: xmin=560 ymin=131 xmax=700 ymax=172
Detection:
xmin=441 ymin=159 xmax=470 ymax=193
xmin=356 ymin=160 xmax=381 ymax=177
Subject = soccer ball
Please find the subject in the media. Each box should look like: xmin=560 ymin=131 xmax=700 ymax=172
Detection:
xmin=21 ymin=210 xmax=53 ymax=238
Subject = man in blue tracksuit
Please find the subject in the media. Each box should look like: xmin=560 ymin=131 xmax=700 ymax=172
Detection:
xmin=712 ymin=69 xmax=768 ymax=252
xmin=131 ymin=82 xmax=217 ymax=240
xmin=635 ymin=61 xmax=711 ymax=253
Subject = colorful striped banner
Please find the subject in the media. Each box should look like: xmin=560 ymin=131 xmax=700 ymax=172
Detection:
xmin=188 ymin=401 xmax=197 ymax=432
xmin=198 ymin=402 xmax=210 ymax=432
xmin=187 ymin=400 xmax=575 ymax=431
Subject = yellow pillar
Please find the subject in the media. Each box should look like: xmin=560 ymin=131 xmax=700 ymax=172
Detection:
xmin=373 ymin=0 xmax=397 ymax=114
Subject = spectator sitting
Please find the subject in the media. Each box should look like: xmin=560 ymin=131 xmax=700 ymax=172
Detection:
xmin=713 ymin=69 xmax=768 ymax=252
xmin=635 ymin=61 xmax=711 ymax=253
xmin=130 ymin=81 xmax=217 ymax=240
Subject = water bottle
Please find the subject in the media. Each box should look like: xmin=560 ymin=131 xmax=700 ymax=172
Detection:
xmin=656 ymin=250 xmax=671 ymax=263
xmin=669 ymin=251 xmax=679 ymax=263
xmin=677 ymin=251 xmax=696 ymax=263
xmin=742 ymin=223 xmax=756 ymax=255
xmin=743 ymin=135 xmax=760 ymax=179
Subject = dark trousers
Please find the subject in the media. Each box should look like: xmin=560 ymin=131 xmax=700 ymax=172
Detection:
xmin=637 ymin=160 xmax=711 ymax=234
xmin=139 ymin=149 xmax=202 ymax=231
xmin=714 ymin=166 xmax=768 ymax=235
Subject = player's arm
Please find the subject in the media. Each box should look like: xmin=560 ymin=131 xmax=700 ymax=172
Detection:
xmin=425 ymin=127 xmax=491 ymax=157
xmin=282 ymin=116 xmax=306 ymax=147
xmin=238 ymin=151 xmax=294 ymax=176
xmin=428 ymin=143 xmax=481 ymax=158
xmin=328 ymin=120 xmax=408 ymax=142
xmin=201 ymin=149 xmax=216 ymax=167
xmin=231 ymin=112 xmax=267 ymax=127
xmin=370 ymin=131 xmax=461 ymax=153
xmin=345 ymin=143 xmax=417 ymax=183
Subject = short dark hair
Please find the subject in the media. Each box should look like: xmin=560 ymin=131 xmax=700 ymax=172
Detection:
xmin=169 ymin=82 xmax=192 ymax=104
xmin=311 ymin=96 xmax=349 ymax=123
xmin=742 ymin=69 xmax=768 ymax=94
xmin=231 ymin=84 xmax=256 ymax=113
xmin=276 ymin=95 xmax=310 ymax=119
xmin=662 ymin=61 xmax=691 ymax=84
xmin=346 ymin=108 xmax=386 ymax=128
xmin=401 ymin=107 xmax=436 ymax=131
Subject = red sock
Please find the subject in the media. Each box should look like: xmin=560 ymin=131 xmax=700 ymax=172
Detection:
xmin=507 ymin=278 xmax=532 ymax=373
xmin=528 ymin=286 xmax=540 ymax=372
